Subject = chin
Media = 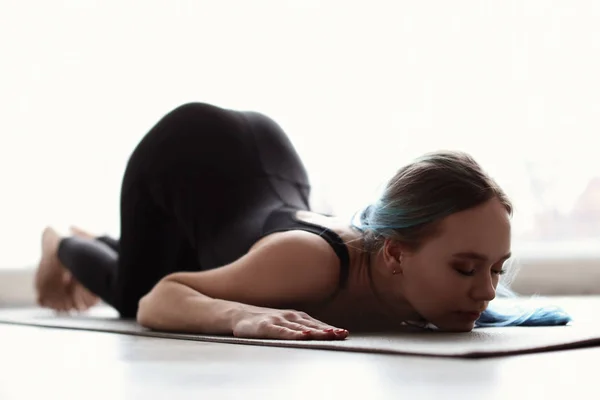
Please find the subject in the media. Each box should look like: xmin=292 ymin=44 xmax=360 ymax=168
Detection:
xmin=441 ymin=323 xmax=475 ymax=333
xmin=429 ymin=318 xmax=477 ymax=333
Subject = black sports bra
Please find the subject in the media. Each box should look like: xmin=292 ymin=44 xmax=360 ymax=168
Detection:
xmin=261 ymin=207 xmax=351 ymax=288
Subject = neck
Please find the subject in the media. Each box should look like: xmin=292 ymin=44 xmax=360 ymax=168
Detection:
xmin=360 ymin=250 xmax=424 ymax=322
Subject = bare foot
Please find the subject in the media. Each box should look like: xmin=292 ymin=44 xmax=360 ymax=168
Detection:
xmin=67 ymin=226 xmax=100 ymax=310
xmin=69 ymin=226 xmax=96 ymax=240
xmin=35 ymin=226 xmax=99 ymax=313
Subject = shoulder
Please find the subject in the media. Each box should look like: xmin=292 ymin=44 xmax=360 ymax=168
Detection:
xmin=251 ymin=229 xmax=336 ymax=253
xmin=164 ymin=230 xmax=343 ymax=308
xmin=248 ymin=230 xmax=342 ymax=278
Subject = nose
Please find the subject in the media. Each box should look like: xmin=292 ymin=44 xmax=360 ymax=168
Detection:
xmin=469 ymin=274 xmax=496 ymax=303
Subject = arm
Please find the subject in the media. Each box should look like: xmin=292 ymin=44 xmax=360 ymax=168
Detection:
xmin=136 ymin=230 xmax=342 ymax=334
xmin=137 ymin=279 xmax=262 ymax=334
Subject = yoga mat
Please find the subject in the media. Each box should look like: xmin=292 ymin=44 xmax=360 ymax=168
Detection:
xmin=1 ymin=297 xmax=598 ymax=358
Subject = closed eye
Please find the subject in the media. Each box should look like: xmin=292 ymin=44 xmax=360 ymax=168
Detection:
xmin=456 ymin=268 xmax=476 ymax=277
xmin=453 ymin=264 xmax=506 ymax=277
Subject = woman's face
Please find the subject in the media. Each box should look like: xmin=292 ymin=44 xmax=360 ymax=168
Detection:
xmin=398 ymin=197 xmax=512 ymax=332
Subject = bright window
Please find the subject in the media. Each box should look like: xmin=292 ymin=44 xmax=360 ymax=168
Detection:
xmin=1 ymin=1 xmax=598 ymax=269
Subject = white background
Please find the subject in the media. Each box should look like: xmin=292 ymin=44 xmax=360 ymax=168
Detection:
xmin=1 ymin=0 xmax=599 ymax=269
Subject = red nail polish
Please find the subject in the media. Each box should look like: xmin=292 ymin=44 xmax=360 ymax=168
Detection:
xmin=323 ymin=328 xmax=334 ymax=333
xmin=302 ymin=330 xmax=311 ymax=334
xmin=335 ymin=329 xmax=346 ymax=334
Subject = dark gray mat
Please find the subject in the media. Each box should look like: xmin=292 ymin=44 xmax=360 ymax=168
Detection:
xmin=1 ymin=297 xmax=598 ymax=358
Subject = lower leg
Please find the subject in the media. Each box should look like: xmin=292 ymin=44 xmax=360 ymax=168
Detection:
xmin=57 ymin=235 xmax=119 ymax=308
xmin=35 ymin=227 xmax=119 ymax=312
xmin=69 ymin=226 xmax=120 ymax=253
xmin=35 ymin=227 xmax=101 ymax=312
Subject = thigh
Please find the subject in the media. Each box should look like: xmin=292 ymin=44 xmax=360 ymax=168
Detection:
xmin=112 ymin=103 xmax=250 ymax=316
xmin=113 ymin=103 xmax=313 ymax=316
xmin=241 ymin=110 xmax=311 ymax=209
xmin=125 ymin=103 xmax=265 ymax=244
xmin=205 ymin=111 xmax=313 ymax=266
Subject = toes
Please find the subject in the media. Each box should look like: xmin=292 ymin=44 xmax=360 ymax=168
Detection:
xmin=41 ymin=226 xmax=61 ymax=252
xmin=73 ymin=287 xmax=89 ymax=312
xmin=69 ymin=226 xmax=96 ymax=239
xmin=76 ymin=285 xmax=99 ymax=311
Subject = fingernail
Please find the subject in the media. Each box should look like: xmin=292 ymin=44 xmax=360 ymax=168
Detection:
xmin=323 ymin=328 xmax=334 ymax=333
xmin=335 ymin=329 xmax=346 ymax=334
xmin=302 ymin=330 xmax=311 ymax=335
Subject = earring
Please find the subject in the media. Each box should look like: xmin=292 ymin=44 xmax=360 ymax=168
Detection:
xmin=392 ymin=255 xmax=402 ymax=275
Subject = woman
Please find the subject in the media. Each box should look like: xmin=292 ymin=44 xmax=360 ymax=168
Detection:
xmin=35 ymin=102 xmax=571 ymax=340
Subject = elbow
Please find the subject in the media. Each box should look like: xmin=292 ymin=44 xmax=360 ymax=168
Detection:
xmin=134 ymin=276 xmax=193 ymax=329
xmin=136 ymin=292 xmax=155 ymax=328
xmin=136 ymin=279 xmax=171 ymax=328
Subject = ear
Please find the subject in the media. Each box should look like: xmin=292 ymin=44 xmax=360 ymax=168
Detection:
xmin=381 ymin=238 xmax=405 ymax=274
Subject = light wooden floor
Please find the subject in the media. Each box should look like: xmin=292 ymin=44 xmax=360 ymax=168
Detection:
xmin=0 ymin=321 xmax=596 ymax=400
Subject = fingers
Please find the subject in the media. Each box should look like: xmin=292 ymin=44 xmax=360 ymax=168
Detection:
xmin=265 ymin=325 xmax=312 ymax=340
xmin=297 ymin=317 xmax=343 ymax=332
xmin=272 ymin=310 xmax=349 ymax=340
xmin=277 ymin=319 xmax=348 ymax=340
xmin=272 ymin=311 xmax=349 ymax=340
xmin=261 ymin=324 xmax=342 ymax=341
xmin=292 ymin=312 xmax=348 ymax=337
xmin=267 ymin=324 xmax=347 ymax=341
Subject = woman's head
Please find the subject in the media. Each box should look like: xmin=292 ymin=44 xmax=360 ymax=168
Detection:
xmin=354 ymin=150 xmax=513 ymax=332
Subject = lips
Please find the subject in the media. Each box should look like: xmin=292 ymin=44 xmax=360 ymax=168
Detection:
xmin=455 ymin=311 xmax=482 ymax=320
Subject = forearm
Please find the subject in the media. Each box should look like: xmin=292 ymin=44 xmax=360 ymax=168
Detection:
xmin=136 ymin=279 xmax=258 ymax=334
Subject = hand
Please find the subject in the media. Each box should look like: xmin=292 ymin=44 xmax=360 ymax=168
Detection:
xmin=232 ymin=308 xmax=349 ymax=341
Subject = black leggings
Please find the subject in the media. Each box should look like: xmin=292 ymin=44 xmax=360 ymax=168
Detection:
xmin=57 ymin=102 xmax=311 ymax=318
